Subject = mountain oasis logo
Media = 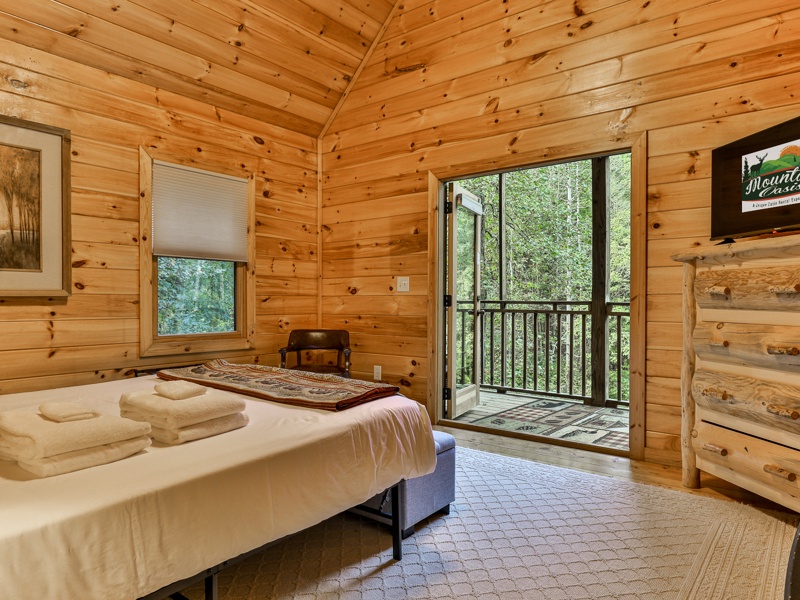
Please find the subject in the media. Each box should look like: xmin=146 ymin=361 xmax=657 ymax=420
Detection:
xmin=742 ymin=142 xmax=800 ymax=213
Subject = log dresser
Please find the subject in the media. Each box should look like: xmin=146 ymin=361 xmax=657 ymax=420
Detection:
xmin=674 ymin=235 xmax=800 ymax=511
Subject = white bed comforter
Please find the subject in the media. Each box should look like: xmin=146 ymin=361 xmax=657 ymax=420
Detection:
xmin=0 ymin=376 xmax=436 ymax=600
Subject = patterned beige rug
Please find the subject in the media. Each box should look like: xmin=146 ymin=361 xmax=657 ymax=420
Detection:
xmin=181 ymin=448 xmax=798 ymax=599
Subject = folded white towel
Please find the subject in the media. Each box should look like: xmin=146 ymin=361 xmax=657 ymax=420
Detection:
xmin=39 ymin=402 xmax=98 ymax=423
xmin=17 ymin=435 xmax=151 ymax=478
xmin=119 ymin=389 xmax=246 ymax=429
xmin=154 ymin=380 xmax=207 ymax=400
xmin=0 ymin=437 xmax=15 ymax=462
xmin=146 ymin=412 xmax=249 ymax=445
xmin=0 ymin=412 xmax=151 ymax=460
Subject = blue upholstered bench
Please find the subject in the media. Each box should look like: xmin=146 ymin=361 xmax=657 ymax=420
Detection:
xmin=351 ymin=430 xmax=456 ymax=538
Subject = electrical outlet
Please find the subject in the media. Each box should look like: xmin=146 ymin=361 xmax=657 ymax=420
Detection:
xmin=397 ymin=276 xmax=410 ymax=292
xmin=373 ymin=365 xmax=382 ymax=381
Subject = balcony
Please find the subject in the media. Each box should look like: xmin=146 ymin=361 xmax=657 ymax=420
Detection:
xmin=456 ymin=299 xmax=630 ymax=406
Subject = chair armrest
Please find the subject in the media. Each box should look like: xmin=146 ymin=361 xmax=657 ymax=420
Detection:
xmin=278 ymin=347 xmax=288 ymax=368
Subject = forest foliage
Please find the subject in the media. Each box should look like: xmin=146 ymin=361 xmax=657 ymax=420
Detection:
xmin=453 ymin=154 xmax=631 ymax=403
xmin=157 ymin=257 xmax=236 ymax=336
xmin=457 ymin=154 xmax=631 ymax=304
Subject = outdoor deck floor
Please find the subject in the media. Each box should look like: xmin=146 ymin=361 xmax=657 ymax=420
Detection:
xmin=452 ymin=389 xmax=630 ymax=452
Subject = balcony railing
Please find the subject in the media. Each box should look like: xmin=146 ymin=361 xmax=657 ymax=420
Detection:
xmin=456 ymin=300 xmax=630 ymax=406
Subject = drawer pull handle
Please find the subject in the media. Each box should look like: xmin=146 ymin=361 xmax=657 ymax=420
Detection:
xmin=702 ymin=387 xmax=729 ymax=401
xmin=702 ymin=443 xmax=728 ymax=456
xmin=708 ymin=340 xmax=730 ymax=349
xmin=766 ymin=404 xmax=800 ymax=420
xmin=767 ymin=345 xmax=800 ymax=356
xmin=770 ymin=284 xmax=800 ymax=295
xmin=706 ymin=285 xmax=731 ymax=296
xmin=763 ymin=464 xmax=797 ymax=482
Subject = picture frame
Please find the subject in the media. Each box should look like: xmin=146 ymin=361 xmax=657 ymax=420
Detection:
xmin=0 ymin=115 xmax=71 ymax=296
xmin=711 ymin=115 xmax=800 ymax=240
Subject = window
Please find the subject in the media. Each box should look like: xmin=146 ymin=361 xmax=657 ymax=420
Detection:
xmin=139 ymin=150 xmax=255 ymax=357
xmin=156 ymin=257 xmax=236 ymax=336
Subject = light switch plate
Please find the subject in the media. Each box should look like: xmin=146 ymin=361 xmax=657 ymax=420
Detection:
xmin=397 ymin=276 xmax=410 ymax=292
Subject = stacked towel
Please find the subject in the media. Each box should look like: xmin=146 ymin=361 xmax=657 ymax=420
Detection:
xmin=120 ymin=385 xmax=248 ymax=445
xmin=39 ymin=401 xmax=98 ymax=423
xmin=0 ymin=437 xmax=15 ymax=462
xmin=18 ymin=437 xmax=151 ymax=478
xmin=154 ymin=380 xmax=206 ymax=400
xmin=0 ymin=403 xmax=151 ymax=477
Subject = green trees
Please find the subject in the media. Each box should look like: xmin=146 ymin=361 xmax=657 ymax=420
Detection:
xmin=157 ymin=257 xmax=236 ymax=336
xmin=453 ymin=153 xmax=631 ymax=404
xmin=460 ymin=155 xmax=630 ymax=303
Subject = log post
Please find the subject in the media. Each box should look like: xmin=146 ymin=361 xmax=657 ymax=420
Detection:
xmin=682 ymin=260 xmax=700 ymax=488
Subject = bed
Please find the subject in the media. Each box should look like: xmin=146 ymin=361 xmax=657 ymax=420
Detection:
xmin=0 ymin=375 xmax=436 ymax=600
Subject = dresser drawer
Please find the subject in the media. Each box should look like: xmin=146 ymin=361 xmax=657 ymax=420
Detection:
xmin=693 ymin=421 xmax=800 ymax=510
xmin=693 ymin=321 xmax=800 ymax=370
xmin=693 ymin=369 xmax=800 ymax=437
xmin=695 ymin=265 xmax=800 ymax=311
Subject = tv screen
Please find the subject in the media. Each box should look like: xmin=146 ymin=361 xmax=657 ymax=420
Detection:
xmin=711 ymin=115 xmax=800 ymax=240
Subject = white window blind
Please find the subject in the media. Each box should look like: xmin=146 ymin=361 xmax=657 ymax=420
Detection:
xmin=152 ymin=161 xmax=248 ymax=262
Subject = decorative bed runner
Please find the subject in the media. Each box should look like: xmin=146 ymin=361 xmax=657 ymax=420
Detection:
xmin=157 ymin=360 xmax=400 ymax=411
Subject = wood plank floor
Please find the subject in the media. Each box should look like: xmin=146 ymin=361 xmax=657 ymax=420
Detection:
xmin=436 ymin=423 xmax=789 ymax=512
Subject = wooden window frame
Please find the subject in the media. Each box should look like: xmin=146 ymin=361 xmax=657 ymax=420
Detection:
xmin=138 ymin=148 xmax=256 ymax=358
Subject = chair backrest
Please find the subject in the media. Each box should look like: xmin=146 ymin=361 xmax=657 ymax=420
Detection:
xmin=286 ymin=329 xmax=349 ymax=351
xmin=280 ymin=329 xmax=351 ymax=377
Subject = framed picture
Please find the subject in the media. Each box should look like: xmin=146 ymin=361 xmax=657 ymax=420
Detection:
xmin=711 ymin=115 xmax=800 ymax=240
xmin=0 ymin=115 xmax=71 ymax=296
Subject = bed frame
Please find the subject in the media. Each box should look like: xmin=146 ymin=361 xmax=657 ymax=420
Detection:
xmin=140 ymin=484 xmax=406 ymax=600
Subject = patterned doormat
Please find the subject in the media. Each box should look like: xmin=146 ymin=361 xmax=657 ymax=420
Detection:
xmin=472 ymin=398 xmax=629 ymax=450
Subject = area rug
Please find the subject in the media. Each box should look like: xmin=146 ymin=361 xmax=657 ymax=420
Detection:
xmin=472 ymin=398 xmax=630 ymax=450
xmin=181 ymin=447 xmax=797 ymax=600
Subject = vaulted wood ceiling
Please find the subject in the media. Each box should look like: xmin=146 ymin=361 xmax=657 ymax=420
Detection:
xmin=0 ymin=0 xmax=397 ymax=137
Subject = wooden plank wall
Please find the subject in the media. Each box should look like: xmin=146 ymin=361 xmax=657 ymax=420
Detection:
xmin=322 ymin=0 xmax=800 ymax=463
xmin=0 ymin=37 xmax=317 ymax=395
xmin=0 ymin=0 xmax=397 ymax=137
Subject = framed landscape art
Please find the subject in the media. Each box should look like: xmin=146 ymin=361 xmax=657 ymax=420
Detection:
xmin=0 ymin=115 xmax=71 ymax=296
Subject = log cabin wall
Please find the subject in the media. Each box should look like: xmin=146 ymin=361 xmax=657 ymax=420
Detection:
xmin=322 ymin=0 xmax=800 ymax=464
xmin=0 ymin=37 xmax=318 ymax=394
xmin=0 ymin=0 xmax=798 ymax=468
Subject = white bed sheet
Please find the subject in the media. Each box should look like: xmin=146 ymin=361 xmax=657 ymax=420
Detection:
xmin=0 ymin=376 xmax=436 ymax=600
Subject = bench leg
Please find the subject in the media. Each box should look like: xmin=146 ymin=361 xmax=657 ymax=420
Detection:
xmin=204 ymin=573 xmax=218 ymax=600
xmin=390 ymin=483 xmax=405 ymax=560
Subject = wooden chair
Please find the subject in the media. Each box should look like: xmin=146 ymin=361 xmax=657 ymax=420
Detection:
xmin=278 ymin=329 xmax=351 ymax=378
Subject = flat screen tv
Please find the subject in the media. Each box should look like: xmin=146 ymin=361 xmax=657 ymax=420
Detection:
xmin=711 ymin=116 xmax=800 ymax=240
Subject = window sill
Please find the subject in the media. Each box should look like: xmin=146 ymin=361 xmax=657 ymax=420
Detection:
xmin=140 ymin=333 xmax=255 ymax=358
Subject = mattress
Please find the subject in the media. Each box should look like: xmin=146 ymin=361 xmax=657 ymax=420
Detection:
xmin=0 ymin=375 xmax=437 ymax=600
